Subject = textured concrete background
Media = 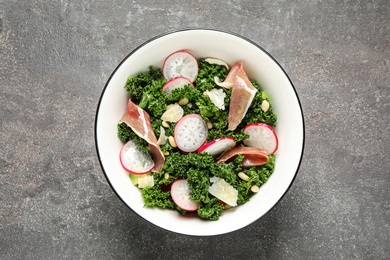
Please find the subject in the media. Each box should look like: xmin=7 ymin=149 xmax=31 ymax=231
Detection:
xmin=1 ymin=0 xmax=389 ymax=259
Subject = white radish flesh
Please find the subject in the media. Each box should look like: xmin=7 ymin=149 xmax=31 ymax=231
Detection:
xmin=163 ymin=51 xmax=198 ymax=82
xmin=243 ymin=123 xmax=278 ymax=155
xmin=197 ymin=137 xmax=236 ymax=156
xmin=174 ymin=114 xmax=208 ymax=153
xmin=119 ymin=140 xmax=155 ymax=174
xmin=162 ymin=77 xmax=195 ymax=96
xmin=171 ymin=179 xmax=200 ymax=211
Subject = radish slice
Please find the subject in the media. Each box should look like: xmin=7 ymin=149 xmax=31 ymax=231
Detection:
xmin=119 ymin=140 xmax=155 ymax=174
xmin=198 ymin=137 xmax=236 ymax=156
xmin=171 ymin=179 xmax=200 ymax=211
xmin=162 ymin=77 xmax=195 ymax=96
xmin=163 ymin=51 xmax=198 ymax=82
xmin=243 ymin=123 xmax=278 ymax=155
xmin=174 ymin=114 xmax=208 ymax=153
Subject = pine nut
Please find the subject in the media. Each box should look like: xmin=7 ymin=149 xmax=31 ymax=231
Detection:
xmin=187 ymin=103 xmax=192 ymax=108
xmin=238 ymin=172 xmax=249 ymax=182
xmin=166 ymin=104 xmax=174 ymax=110
xmin=251 ymin=185 xmax=260 ymax=193
xmin=169 ymin=136 xmax=177 ymax=148
xmin=164 ymin=173 xmax=170 ymax=179
xmin=261 ymin=100 xmax=270 ymax=112
xmin=162 ymin=121 xmax=170 ymax=128
xmin=163 ymin=151 xmax=170 ymax=156
xmin=178 ymin=97 xmax=189 ymax=106
xmin=206 ymin=120 xmax=213 ymax=129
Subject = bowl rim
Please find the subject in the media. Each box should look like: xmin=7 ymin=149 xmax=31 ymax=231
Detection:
xmin=94 ymin=28 xmax=305 ymax=236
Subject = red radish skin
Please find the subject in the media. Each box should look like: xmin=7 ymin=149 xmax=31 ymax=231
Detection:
xmin=197 ymin=137 xmax=236 ymax=156
xmin=243 ymin=123 xmax=278 ymax=155
xmin=162 ymin=77 xmax=195 ymax=96
xmin=171 ymin=179 xmax=200 ymax=211
xmin=119 ymin=140 xmax=155 ymax=175
xmin=163 ymin=51 xmax=199 ymax=82
xmin=174 ymin=114 xmax=208 ymax=153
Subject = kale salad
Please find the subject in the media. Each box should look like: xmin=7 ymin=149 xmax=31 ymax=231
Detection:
xmin=117 ymin=51 xmax=278 ymax=221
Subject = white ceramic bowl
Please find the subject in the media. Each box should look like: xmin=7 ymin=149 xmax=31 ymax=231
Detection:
xmin=95 ymin=29 xmax=304 ymax=236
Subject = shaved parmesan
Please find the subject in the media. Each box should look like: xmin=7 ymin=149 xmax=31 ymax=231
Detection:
xmin=161 ymin=104 xmax=184 ymax=122
xmin=204 ymin=88 xmax=226 ymax=110
xmin=208 ymin=177 xmax=238 ymax=207
xmin=138 ymin=174 xmax=154 ymax=188
xmin=205 ymin=57 xmax=230 ymax=69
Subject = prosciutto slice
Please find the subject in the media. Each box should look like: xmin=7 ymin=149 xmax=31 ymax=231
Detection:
xmin=216 ymin=147 xmax=268 ymax=167
xmin=214 ymin=61 xmax=242 ymax=89
xmin=226 ymin=61 xmax=257 ymax=131
xmin=228 ymin=76 xmax=257 ymax=130
xmin=120 ymin=98 xmax=165 ymax=172
xmin=223 ymin=61 xmax=242 ymax=85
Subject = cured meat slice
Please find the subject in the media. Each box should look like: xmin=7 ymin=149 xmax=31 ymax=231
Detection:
xmin=216 ymin=146 xmax=268 ymax=167
xmin=221 ymin=61 xmax=242 ymax=87
xmin=227 ymin=62 xmax=257 ymax=131
xmin=120 ymin=98 xmax=165 ymax=172
xmin=147 ymin=144 xmax=165 ymax=172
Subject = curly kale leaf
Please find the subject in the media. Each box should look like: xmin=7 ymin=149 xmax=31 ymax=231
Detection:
xmin=187 ymin=168 xmax=211 ymax=203
xmin=167 ymin=84 xmax=225 ymax=122
xmin=124 ymin=66 xmax=165 ymax=102
xmin=141 ymin=185 xmax=176 ymax=209
xmin=197 ymin=197 xmax=224 ymax=221
xmin=167 ymin=84 xmax=247 ymax=143
xmin=206 ymin=127 xmax=249 ymax=143
xmin=138 ymin=86 xmax=168 ymax=118
xmin=237 ymin=155 xmax=275 ymax=204
xmin=141 ymin=182 xmax=188 ymax=215
xmin=117 ymin=122 xmax=150 ymax=153
xmin=167 ymin=84 xmax=202 ymax=115
xmin=153 ymin=152 xmax=216 ymax=203
xmin=124 ymin=66 xmax=168 ymax=118
xmin=209 ymin=154 xmax=244 ymax=187
xmin=194 ymin=58 xmax=229 ymax=93
xmin=240 ymin=81 xmax=277 ymax=127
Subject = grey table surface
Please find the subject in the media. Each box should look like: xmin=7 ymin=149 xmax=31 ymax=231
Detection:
xmin=1 ymin=1 xmax=389 ymax=259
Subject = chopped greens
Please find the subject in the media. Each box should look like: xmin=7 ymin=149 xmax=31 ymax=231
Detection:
xmin=118 ymin=58 xmax=277 ymax=220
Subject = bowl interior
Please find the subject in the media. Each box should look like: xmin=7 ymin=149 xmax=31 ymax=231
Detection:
xmin=95 ymin=29 xmax=304 ymax=236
